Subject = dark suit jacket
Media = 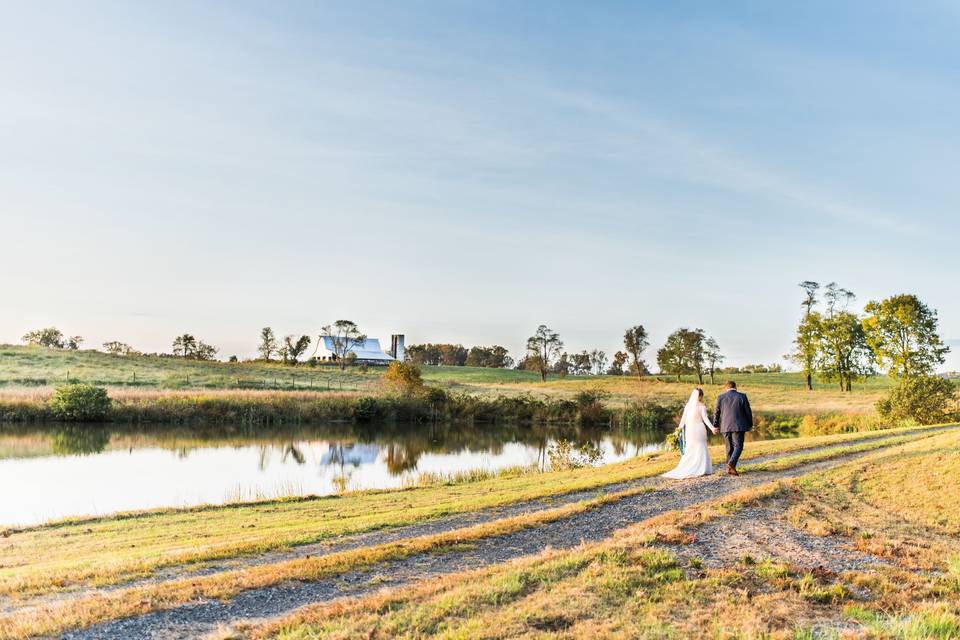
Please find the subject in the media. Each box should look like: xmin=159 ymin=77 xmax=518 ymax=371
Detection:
xmin=713 ymin=390 xmax=753 ymax=433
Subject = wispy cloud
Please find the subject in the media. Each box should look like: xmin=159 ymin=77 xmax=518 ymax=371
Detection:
xmin=537 ymin=87 xmax=919 ymax=235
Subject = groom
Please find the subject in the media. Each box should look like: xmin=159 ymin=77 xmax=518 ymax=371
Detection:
xmin=713 ymin=381 xmax=753 ymax=476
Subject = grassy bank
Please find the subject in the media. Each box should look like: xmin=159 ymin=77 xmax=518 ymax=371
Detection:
xmin=0 ymin=385 xmax=684 ymax=427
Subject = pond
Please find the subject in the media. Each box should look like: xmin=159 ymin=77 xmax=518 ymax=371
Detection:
xmin=0 ymin=422 xmax=781 ymax=527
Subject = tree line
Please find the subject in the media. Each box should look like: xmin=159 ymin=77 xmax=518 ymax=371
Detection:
xmin=788 ymin=281 xmax=949 ymax=392
xmin=18 ymin=283 xmax=951 ymax=392
xmin=518 ymin=324 xmax=655 ymax=382
xmin=406 ymin=343 xmax=513 ymax=368
xmin=22 ymin=327 xmax=84 ymax=351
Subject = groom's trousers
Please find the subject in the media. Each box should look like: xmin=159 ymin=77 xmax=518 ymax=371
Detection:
xmin=723 ymin=432 xmax=745 ymax=468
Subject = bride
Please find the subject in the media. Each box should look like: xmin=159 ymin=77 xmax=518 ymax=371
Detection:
xmin=663 ymin=388 xmax=718 ymax=479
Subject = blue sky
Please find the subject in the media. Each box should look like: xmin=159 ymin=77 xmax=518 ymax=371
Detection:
xmin=2 ymin=1 xmax=959 ymax=369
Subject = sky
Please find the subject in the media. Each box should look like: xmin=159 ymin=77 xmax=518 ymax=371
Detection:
xmin=2 ymin=1 xmax=959 ymax=370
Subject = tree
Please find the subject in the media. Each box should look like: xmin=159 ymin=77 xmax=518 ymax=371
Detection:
xmin=65 ymin=336 xmax=83 ymax=350
xmin=465 ymin=345 xmax=514 ymax=368
xmin=282 ymin=335 xmax=312 ymax=365
xmin=22 ymin=327 xmax=65 ymax=348
xmin=488 ymin=345 xmax=513 ymax=368
xmin=688 ymin=329 xmax=708 ymax=384
xmin=590 ymin=349 xmax=608 ymax=375
xmin=192 ymin=341 xmax=218 ymax=361
xmin=405 ymin=344 xmax=437 ymax=365
xmin=171 ymin=334 xmax=217 ymax=360
xmin=465 ymin=346 xmax=489 ymax=367
xmin=703 ymin=336 xmax=724 ymax=384
xmin=656 ymin=328 xmax=707 ymax=382
xmin=623 ymin=325 xmax=650 ymax=382
xmin=862 ymin=294 xmax=948 ymax=380
xmin=552 ymin=352 xmax=571 ymax=377
xmin=102 ymin=341 xmax=137 ymax=356
xmin=657 ymin=329 xmax=692 ymax=381
xmin=571 ymin=351 xmax=592 ymax=375
xmin=816 ymin=284 xmax=873 ymax=392
xmin=258 ymin=327 xmax=278 ymax=361
xmin=322 ymin=320 xmax=366 ymax=371
xmin=171 ymin=334 xmax=197 ymax=357
xmin=526 ymin=325 xmax=563 ymax=382
xmin=608 ymin=351 xmax=628 ymax=376
xmin=789 ymin=281 xmax=821 ymax=390
xmin=438 ymin=344 xmax=468 ymax=366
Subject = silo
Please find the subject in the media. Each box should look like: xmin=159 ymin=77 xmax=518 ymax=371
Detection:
xmin=390 ymin=334 xmax=405 ymax=361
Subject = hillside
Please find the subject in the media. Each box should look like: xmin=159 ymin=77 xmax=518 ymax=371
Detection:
xmin=0 ymin=345 xmax=889 ymax=416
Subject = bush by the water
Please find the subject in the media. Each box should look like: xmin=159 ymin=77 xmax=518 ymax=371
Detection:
xmin=382 ymin=361 xmax=424 ymax=393
xmin=876 ymin=375 xmax=958 ymax=425
xmin=574 ymin=389 xmax=610 ymax=424
xmin=352 ymin=396 xmax=381 ymax=421
xmin=48 ymin=384 xmax=111 ymax=421
xmin=547 ymin=439 xmax=603 ymax=470
xmin=620 ymin=400 xmax=683 ymax=431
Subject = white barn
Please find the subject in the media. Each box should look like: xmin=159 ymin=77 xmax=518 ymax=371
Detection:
xmin=314 ymin=334 xmax=405 ymax=365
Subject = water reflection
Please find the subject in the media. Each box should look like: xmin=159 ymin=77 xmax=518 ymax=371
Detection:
xmin=0 ymin=422 xmax=679 ymax=526
xmin=50 ymin=426 xmax=111 ymax=456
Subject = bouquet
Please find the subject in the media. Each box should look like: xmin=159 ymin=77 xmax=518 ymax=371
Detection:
xmin=666 ymin=427 xmax=685 ymax=455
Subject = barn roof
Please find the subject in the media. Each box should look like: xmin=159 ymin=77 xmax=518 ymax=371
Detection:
xmin=317 ymin=336 xmax=395 ymax=361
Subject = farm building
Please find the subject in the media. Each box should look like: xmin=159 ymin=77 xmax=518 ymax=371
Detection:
xmin=314 ymin=334 xmax=405 ymax=365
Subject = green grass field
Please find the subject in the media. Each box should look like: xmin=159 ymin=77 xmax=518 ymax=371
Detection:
xmin=0 ymin=344 xmax=892 ymax=391
xmin=0 ymin=345 xmax=374 ymax=391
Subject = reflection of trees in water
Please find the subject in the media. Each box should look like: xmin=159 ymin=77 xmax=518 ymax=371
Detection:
xmin=20 ymin=420 xmax=675 ymax=472
xmin=282 ymin=444 xmax=305 ymax=465
xmin=384 ymin=442 xmax=425 ymax=474
xmin=350 ymin=422 xmax=674 ymax=477
xmin=51 ymin=427 xmax=110 ymax=455
xmin=254 ymin=442 xmax=307 ymax=471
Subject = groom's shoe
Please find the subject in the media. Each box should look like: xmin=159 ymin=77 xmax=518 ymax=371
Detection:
xmin=726 ymin=464 xmax=739 ymax=476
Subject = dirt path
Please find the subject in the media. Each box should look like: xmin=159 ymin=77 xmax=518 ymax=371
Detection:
xmin=60 ymin=427 xmax=954 ymax=640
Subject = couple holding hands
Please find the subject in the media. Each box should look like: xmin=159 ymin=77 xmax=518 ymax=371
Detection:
xmin=663 ymin=381 xmax=753 ymax=480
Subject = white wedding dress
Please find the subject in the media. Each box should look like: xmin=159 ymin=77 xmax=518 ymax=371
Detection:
xmin=662 ymin=390 xmax=716 ymax=479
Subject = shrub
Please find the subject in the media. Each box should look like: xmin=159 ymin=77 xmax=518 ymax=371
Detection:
xmin=353 ymin=396 xmax=380 ymax=421
xmin=620 ymin=401 xmax=682 ymax=431
xmin=382 ymin=361 xmax=424 ymax=392
xmin=574 ymin=389 xmax=609 ymax=424
xmin=547 ymin=439 xmax=603 ymax=471
xmin=48 ymin=384 xmax=111 ymax=421
xmin=876 ymin=375 xmax=958 ymax=425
